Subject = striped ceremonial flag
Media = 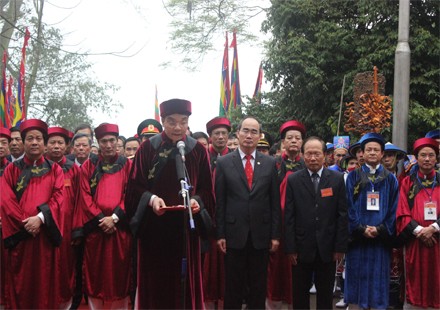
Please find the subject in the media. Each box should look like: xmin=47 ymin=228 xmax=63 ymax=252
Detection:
xmin=219 ymin=32 xmax=230 ymax=117
xmin=154 ymin=85 xmax=160 ymax=121
xmin=229 ymin=31 xmax=241 ymax=113
xmin=1 ymin=51 xmax=10 ymax=128
xmin=12 ymin=28 xmax=30 ymax=127
xmin=253 ymin=62 xmax=263 ymax=104
xmin=7 ymin=76 xmax=14 ymax=124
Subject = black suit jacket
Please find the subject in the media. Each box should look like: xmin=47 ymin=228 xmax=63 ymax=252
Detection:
xmin=215 ymin=149 xmax=281 ymax=250
xmin=284 ymin=168 xmax=348 ymax=263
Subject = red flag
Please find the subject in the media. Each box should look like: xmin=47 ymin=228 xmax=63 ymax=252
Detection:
xmin=219 ymin=32 xmax=230 ymax=117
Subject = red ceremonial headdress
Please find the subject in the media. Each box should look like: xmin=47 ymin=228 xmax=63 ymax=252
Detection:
xmin=206 ymin=117 xmax=231 ymax=135
xmin=413 ymin=137 xmax=439 ymax=156
xmin=48 ymin=127 xmax=70 ymax=143
xmin=0 ymin=127 xmax=11 ymax=142
xmin=20 ymin=119 xmax=48 ymax=138
xmin=94 ymin=123 xmax=119 ymax=140
xmin=279 ymin=120 xmax=306 ymax=139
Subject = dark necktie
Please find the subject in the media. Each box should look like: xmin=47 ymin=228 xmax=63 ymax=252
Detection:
xmin=245 ymin=154 xmax=253 ymax=189
xmin=311 ymin=173 xmax=319 ymax=193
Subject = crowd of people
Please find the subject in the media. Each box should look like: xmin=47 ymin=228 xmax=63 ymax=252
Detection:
xmin=0 ymin=98 xmax=438 ymax=310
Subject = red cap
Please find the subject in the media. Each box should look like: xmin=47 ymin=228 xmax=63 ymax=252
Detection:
xmin=94 ymin=123 xmax=119 ymax=140
xmin=20 ymin=119 xmax=48 ymax=138
xmin=0 ymin=127 xmax=11 ymax=142
xmin=160 ymin=99 xmax=192 ymax=117
xmin=68 ymin=130 xmax=74 ymax=140
xmin=206 ymin=117 xmax=231 ymax=135
xmin=413 ymin=137 xmax=439 ymax=156
xmin=48 ymin=127 xmax=70 ymax=142
xmin=279 ymin=120 xmax=306 ymax=139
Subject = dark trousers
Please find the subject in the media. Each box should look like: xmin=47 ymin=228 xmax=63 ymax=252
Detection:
xmin=292 ymin=254 xmax=336 ymax=310
xmin=224 ymin=237 xmax=269 ymax=309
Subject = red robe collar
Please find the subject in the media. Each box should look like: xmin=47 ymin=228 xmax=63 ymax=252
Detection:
xmin=282 ymin=151 xmax=301 ymax=163
xmin=417 ymin=169 xmax=435 ymax=180
xmin=23 ymin=155 xmax=45 ymax=166
xmin=209 ymin=145 xmax=228 ymax=157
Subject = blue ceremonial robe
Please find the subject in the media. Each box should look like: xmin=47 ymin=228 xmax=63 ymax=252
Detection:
xmin=344 ymin=164 xmax=398 ymax=309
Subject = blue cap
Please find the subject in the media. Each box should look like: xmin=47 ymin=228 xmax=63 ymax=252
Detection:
xmin=384 ymin=142 xmax=406 ymax=159
xmin=425 ymin=129 xmax=440 ymax=139
xmin=326 ymin=142 xmax=334 ymax=152
xmin=359 ymin=132 xmax=385 ymax=150
xmin=349 ymin=141 xmax=361 ymax=156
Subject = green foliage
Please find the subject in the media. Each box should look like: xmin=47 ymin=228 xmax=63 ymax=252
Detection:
xmin=261 ymin=0 xmax=439 ymax=145
xmin=164 ymin=0 xmax=267 ymax=69
xmin=4 ymin=13 xmax=121 ymax=130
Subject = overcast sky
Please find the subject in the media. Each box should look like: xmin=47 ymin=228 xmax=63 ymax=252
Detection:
xmin=43 ymin=0 xmax=269 ymax=136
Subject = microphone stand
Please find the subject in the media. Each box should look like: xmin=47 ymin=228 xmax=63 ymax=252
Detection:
xmin=175 ymin=154 xmax=196 ymax=309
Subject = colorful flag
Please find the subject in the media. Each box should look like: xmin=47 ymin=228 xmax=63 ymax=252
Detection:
xmin=12 ymin=27 xmax=30 ymax=127
xmin=154 ymin=85 xmax=160 ymax=121
xmin=219 ymin=32 xmax=230 ymax=117
xmin=1 ymin=51 xmax=10 ymax=128
xmin=229 ymin=31 xmax=241 ymax=113
xmin=253 ymin=62 xmax=263 ymax=104
xmin=7 ymin=76 xmax=14 ymax=124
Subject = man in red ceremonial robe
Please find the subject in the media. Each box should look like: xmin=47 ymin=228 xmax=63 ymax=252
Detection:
xmin=203 ymin=116 xmax=231 ymax=308
xmin=397 ymin=137 xmax=440 ymax=309
xmin=72 ymin=123 xmax=132 ymax=309
xmin=1 ymin=119 xmax=64 ymax=309
xmin=125 ymin=99 xmax=215 ymax=309
xmin=46 ymin=126 xmax=80 ymax=309
xmin=0 ymin=127 xmax=11 ymax=307
xmin=267 ymin=120 xmax=306 ymax=309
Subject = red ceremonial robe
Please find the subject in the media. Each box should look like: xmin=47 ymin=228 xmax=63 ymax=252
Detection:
xmin=1 ymin=155 xmax=64 ymax=309
xmin=203 ymin=145 xmax=230 ymax=302
xmin=73 ymin=154 xmax=132 ymax=302
xmin=56 ymin=156 xmax=80 ymax=303
xmin=0 ymin=157 xmax=10 ymax=306
xmin=267 ymin=153 xmax=305 ymax=304
xmin=396 ymin=170 xmax=440 ymax=308
xmin=125 ymin=133 xmax=215 ymax=309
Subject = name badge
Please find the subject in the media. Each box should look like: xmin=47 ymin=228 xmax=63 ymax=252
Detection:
xmin=321 ymin=188 xmax=333 ymax=197
xmin=367 ymin=191 xmax=380 ymax=211
xmin=64 ymin=178 xmax=72 ymax=187
xmin=424 ymin=201 xmax=437 ymax=221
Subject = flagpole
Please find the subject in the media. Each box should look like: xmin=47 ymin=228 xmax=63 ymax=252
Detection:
xmin=336 ymin=75 xmax=346 ymax=136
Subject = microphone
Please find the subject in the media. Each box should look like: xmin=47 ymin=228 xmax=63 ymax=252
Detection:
xmin=175 ymin=154 xmax=186 ymax=181
xmin=177 ymin=140 xmax=186 ymax=162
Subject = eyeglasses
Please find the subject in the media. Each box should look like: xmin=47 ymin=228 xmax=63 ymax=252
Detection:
xmin=304 ymin=152 xmax=323 ymax=158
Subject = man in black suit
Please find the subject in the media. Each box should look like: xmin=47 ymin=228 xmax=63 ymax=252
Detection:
xmin=285 ymin=136 xmax=348 ymax=309
xmin=216 ymin=116 xmax=281 ymax=309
